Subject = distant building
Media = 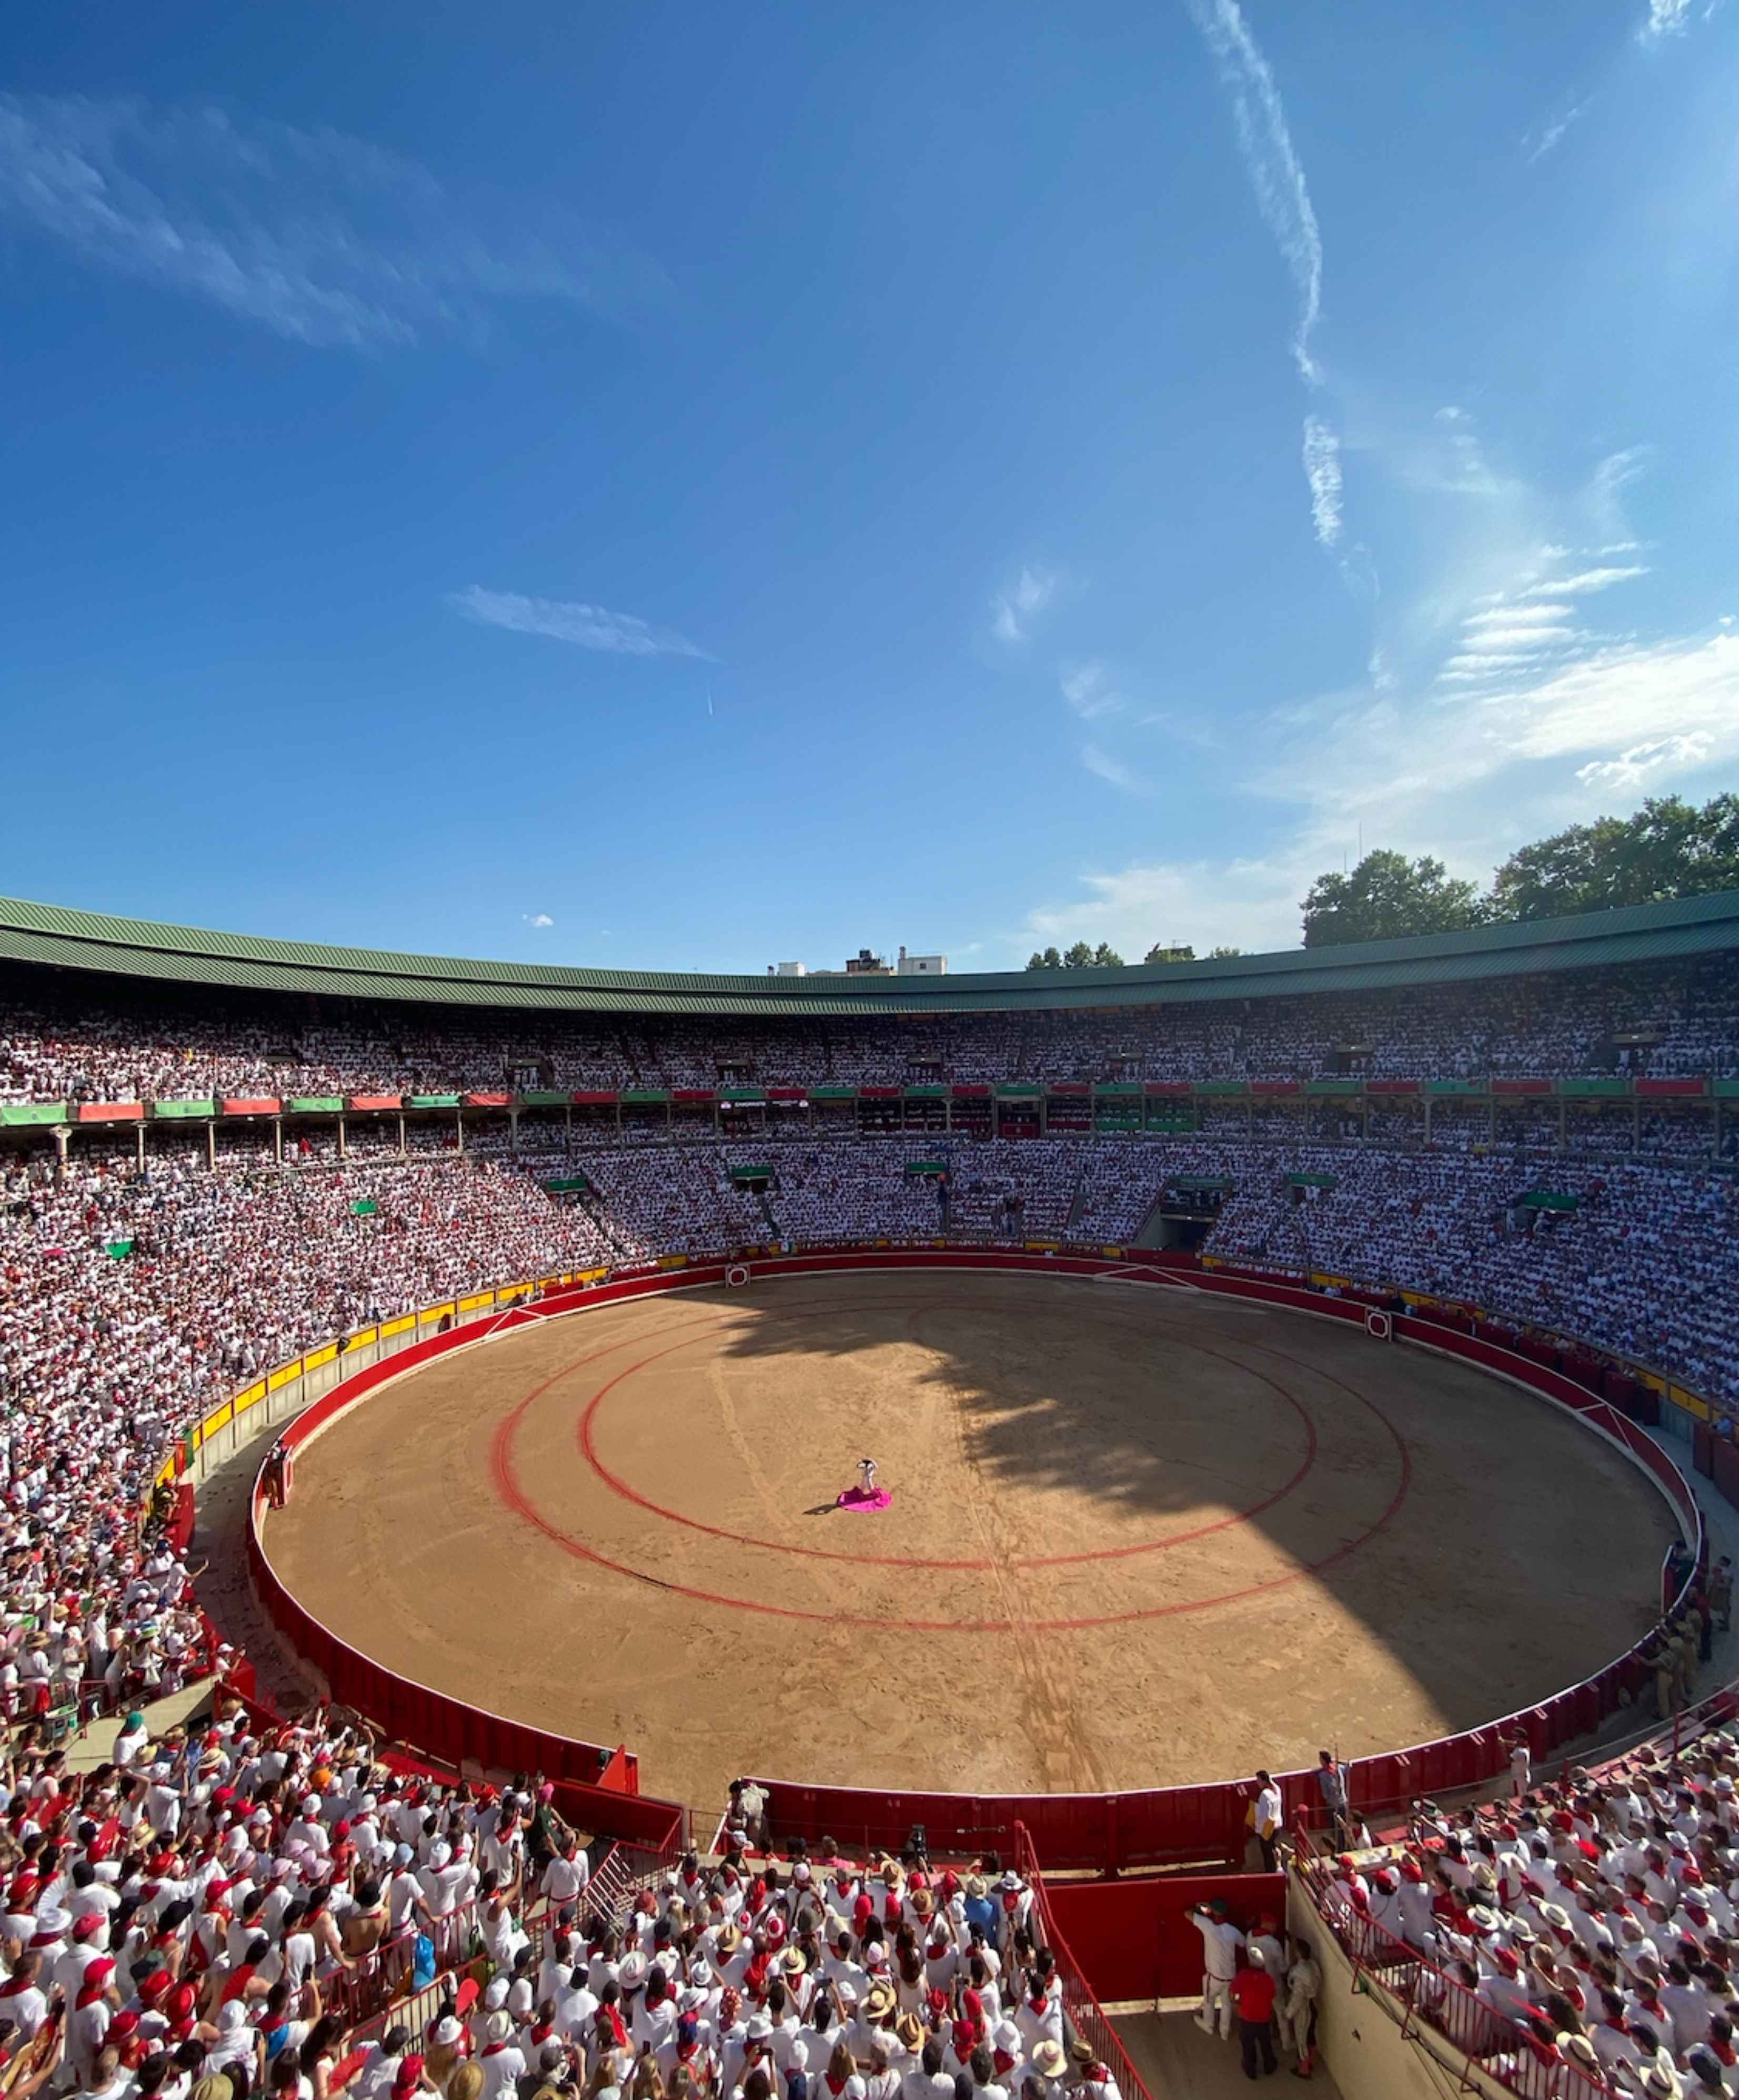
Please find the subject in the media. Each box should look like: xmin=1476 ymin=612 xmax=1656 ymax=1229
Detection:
xmin=779 ymin=946 xmax=944 ymax=977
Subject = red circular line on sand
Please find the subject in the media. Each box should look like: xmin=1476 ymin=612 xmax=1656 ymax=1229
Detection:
xmin=570 ymin=1322 xmax=1319 ymax=1571
xmin=488 ymin=1299 xmax=1412 ymax=1632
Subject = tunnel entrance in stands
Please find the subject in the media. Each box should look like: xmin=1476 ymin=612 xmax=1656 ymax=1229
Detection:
xmin=1134 ymin=1175 xmax=1235 ymax=1252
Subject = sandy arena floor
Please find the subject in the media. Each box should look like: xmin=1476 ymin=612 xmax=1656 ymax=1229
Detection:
xmin=263 ymin=1272 xmax=1676 ymax=1809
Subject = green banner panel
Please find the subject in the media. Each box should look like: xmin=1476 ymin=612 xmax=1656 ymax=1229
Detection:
xmin=288 ymin=1096 xmax=343 ymax=1114
xmin=349 ymin=1198 xmax=380 ymax=1216
xmin=1 ymin=1103 xmax=68 ymax=1126
xmin=1171 ymin=1175 xmax=1235 ymax=1192
xmin=904 ymin=1159 xmax=947 ymax=1175
xmin=105 ymin=1238 xmax=135 ymax=1259
xmin=542 ymin=1175 xmax=589 ymax=1194
xmin=150 ymin=1098 xmax=215 ymax=1120
xmin=1289 ymin=1173 xmax=1338 ymax=1188
xmin=1560 ymin=1078 xmax=1629 ymax=1099
xmin=1425 ymin=1079 xmax=1487 ymax=1096
xmin=720 ymin=1088 xmax=766 ymax=1104
xmin=1519 ymin=1191 xmax=1580 ymax=1211
xmin=812 ymin=1086 xmax=858 ymax=1101
xmin=519 ymin=1091 xmax=570 ymax=1107
xmin=1305 ymin=1078 xmax=1363 ymax=1096
xmin=902 ymin=1085 xmax=947 ymax=1099
xmin=407 ymin=1094 xmax=461 ymax=1109
xmin=620 ymin=1090 xmax=670 ymax=1106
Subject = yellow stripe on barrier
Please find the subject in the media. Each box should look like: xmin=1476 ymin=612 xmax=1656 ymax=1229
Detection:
xmin=458 ymin=1293 xmax=493 ymax=1313
xmin=656 ymin=1254 xmax=688 ymax=1271
xmin=577 ymin=1266 xmax=609 ymax=1285
xmin=304 ymin=1343 xmax=337 ymax=1371
xmin=202 ymin=1402 xmax=234 ymax=1437
xmin=267 ymin=1361 xmax=301 ymax=1392
xmin=380 ymin=1315 xmax=415 ymax=1338
xmin=235 ymin=1382 xmax=266 ymax=1414
xmin=418 ymin=1302 xmax=456 ymax=1325
xmin=348 ymin=1326 xmax=378 ymax=1349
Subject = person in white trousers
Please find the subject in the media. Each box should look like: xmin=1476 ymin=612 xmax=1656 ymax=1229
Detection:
xmin=1185 ymin=1903 xmax=1244 ymax=2040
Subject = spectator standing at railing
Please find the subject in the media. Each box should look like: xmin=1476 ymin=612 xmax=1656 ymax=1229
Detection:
xmin=1312 ymin=1755 xmax=1349 ymax=1850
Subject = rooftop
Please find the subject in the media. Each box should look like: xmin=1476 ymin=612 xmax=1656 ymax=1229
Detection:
xmin=1 ymin=889 xmax=1736 ymax=1017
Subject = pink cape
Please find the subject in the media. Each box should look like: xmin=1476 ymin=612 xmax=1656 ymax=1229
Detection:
xmin=836 ymin=1485 xmax=893 ymax=1513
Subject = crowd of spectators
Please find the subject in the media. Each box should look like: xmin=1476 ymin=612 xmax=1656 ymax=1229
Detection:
xmin=5 ymin=965 xmax=1739 ymax=2098
xmin=5 ymin=955 xmax=1739 ymax=1109
xmin=1317 ymin=1710 xmax=1739 ymax=2096
xmin=0 ymin=1686 xmax=1114 ymax=2100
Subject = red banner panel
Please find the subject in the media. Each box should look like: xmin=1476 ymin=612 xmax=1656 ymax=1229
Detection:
xmin=860 ymin=1086 xmax=902 ymax=1099
xmin=672 ymin=1089 xmax=716 ymax=1103
xmin=1492 ymin=1078 xmax=1552 ymax=1095
xmin=1252 ymin=1080 xmax=1300 ymax=1097
xmin=464 ymin=1092 xmax=512 ymax=1108
xmin=348 ymin=1095 xmax=401 ymax=1112
xmin=1636 ymin=1077 xmax=1706 ymax=1098
xmin=951 ymin=1085 xmax=991 ymax=1098
xmin=1142 ymin=1082 xmax=1191 ymax=1097
xmin=222 ymin=1098 xmax=281 ymax=1116
xmin=74 ymin=1102 xmax=144 ymax=1123
xmin=768 ymin=1088 xmax=806 ymax=1102
xmin=571 ymin=1091 xmax=618 ymax=1105
xmin=1366 ymin=1078 xmax=1421 ymax=1096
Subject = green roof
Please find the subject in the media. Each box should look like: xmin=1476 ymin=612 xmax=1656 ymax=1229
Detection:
xmin=1 ymin=889 xmax=1736 ymax=1018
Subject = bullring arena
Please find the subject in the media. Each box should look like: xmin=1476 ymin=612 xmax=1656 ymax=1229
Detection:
xmin=7 ymin=892 xmax=1739 ymax=2100
xmin=262 ymin=1263 xmax=1677 ymax=1807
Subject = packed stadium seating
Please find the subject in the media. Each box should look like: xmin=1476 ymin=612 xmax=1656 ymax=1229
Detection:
xmin=5 ymin=951 xmax=1739 ymax=1104
xmin=3 ymin=913 xmax=1739 ymax=2100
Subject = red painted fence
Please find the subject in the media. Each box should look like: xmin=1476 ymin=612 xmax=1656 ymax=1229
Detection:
xmin=247 ymin=1247 xmax=1702 ymax=1870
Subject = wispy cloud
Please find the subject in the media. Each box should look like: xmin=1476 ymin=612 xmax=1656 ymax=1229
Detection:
xmin=0 ymin=94 xmax=664 ymax=348
xmin=1060 ymin=663 xmax=1123 ymax=721
xmin=1024 ymin=851 xmax=1308 ymax=960
xmin=1524 ymin=97 xmax=1590 ymax=163
xmin=522 ymin=912 xmax=555 ymax=929
xmin=1641 ymin=0 xmax=1693 ymax=38
xmin=1081 ymin=744 xmax=1148 ymax=794
xmin=1525 ymin=565 xmax=1649 ymax=596
xmin=1183 ymin=1 xmax=1349 ymax=568
xmin=451 ymin=586 xmax=715 ymax=660
xmin=1577 ymin=732 xmax=1713 ymax=789
xmin=1182 ymin=0 xmax=1322 ymax=384
xmin=1301 ymin=417 xmax=1342 ymax=549
xmin=991 ymin=567 xmax=1058 ymax=645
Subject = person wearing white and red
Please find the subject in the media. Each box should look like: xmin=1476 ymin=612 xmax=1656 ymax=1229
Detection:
xmin=1187 ymin=1903 xmax=1243 ymax=2042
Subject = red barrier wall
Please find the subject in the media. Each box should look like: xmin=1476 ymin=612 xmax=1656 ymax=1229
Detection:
xmin=1045 ymin=1872 xmax=1288 ymax=2002
xmin=248 ymin=1247 xmax=1702 ymax=1872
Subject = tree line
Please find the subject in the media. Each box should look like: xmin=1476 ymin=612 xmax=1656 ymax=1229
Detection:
xmin=1025 ymin=792 xmax=1739 ymax=967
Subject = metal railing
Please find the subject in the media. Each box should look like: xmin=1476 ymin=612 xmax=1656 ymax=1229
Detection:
xmin=1011 ymin=1822 xmax=1152 ymax=2100
xmin=1294 ymin=1831 xmax=1611 ymax=2100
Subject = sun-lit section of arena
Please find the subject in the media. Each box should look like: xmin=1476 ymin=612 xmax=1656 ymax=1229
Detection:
xmin=4 ymin=888 xmax=1739 ymax=2100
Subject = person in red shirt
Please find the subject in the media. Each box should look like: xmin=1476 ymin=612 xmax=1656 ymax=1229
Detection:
xmin=1228 ymin=1948 xmax=1278 ymax=2079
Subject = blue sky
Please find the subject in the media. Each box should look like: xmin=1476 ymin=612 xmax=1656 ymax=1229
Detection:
xmin=0 ymin=0 xmax=1734 ymax=972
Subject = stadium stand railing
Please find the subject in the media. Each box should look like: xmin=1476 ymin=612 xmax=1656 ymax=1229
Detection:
xmin=1012 ymin=1821 xmax=1152 ymax=2100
